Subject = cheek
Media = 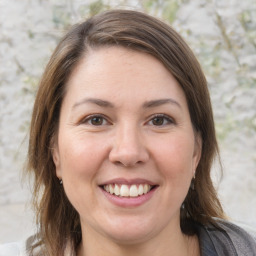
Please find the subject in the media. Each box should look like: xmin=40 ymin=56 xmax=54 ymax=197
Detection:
xmin=58 ymin=137 xmax=102 ymax=211
xmin=59 ymin=133 xmax=104 ymax=172
xmin=153 ymin=135 xmax=194 ymax=182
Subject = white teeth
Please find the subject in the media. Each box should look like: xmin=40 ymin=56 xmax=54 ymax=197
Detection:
xmin=130 ymin=185 xmax=139 ymax=197
xmin=104 ymin=185 xmax=110 ymax=193
xmin=138 ymin=184 xmax=144 ymax=195
xmin=114 ymin=184 xmax=120 ymax=196
xmin=103 ymin=184 xmax=152 ymax=197
xmin=120 ymin=185 xmax=130 ymax=197
xmin=109 ymin=185 xmax=114 ymax=194
xmin=143 ymin=184 xmax=149 ymax=194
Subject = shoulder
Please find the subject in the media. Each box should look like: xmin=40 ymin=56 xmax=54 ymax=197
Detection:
xmin=197 ymin=219 xmax=256 ymax=256
xmin=0 ymin=235 xmax=74 ymax=256
xmin=0 ymin=235 xmax=41 ymax=256
xmin=214 ymin=219 xmax=256 ymax=244
xmin=0 ymin=241 xmax=26 ymax=256
xmin=231 ymin=220 xmax=256 ymax=240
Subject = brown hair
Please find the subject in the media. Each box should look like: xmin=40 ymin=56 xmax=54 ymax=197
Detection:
xmin=27 ymin=9 xmax=225 ymax=256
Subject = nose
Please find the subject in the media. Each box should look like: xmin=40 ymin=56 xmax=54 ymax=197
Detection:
xmin=109 ymin=124 xmax=149 ymax=167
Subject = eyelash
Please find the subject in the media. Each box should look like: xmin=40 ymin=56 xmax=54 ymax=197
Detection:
xmin=147 ymin=114 xmax=175 ymax=126
xmin=80 ymin=113 xmax=175 ymax=127
xmin=80 ymin=114 xmax=110 ymax=126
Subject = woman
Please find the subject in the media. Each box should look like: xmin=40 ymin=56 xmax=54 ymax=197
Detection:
xmin=1 ymin=9 xmax=255 ymax=256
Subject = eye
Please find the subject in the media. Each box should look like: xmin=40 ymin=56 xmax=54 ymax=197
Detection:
xmin=81 ymin=115 xmax=109 ymax=126
xmin=148 ymin=114 xmax=174 ymax=126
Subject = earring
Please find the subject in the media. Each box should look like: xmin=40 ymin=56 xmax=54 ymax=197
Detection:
xmin=59 ymin=179 xmax=63 ymax=185
xmin=190 ymin=172 xmax=195 ymax=190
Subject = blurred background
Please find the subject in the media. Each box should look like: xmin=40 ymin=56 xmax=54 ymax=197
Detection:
xmin=0 ymin=0 xmax=255 ymax=243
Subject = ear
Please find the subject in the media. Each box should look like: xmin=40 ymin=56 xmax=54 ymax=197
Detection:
xmin=52 ymin=143 xmax=62 ymax=180
xmin=192 ymin=132 xmax=202 ymax=174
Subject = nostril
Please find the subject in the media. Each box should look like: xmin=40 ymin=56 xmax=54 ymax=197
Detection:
xmin=111 ymin=158 xmax=148 ymax=168
xmin=109 ymin=147 xmax=149 ymax=165
xmin=114 ymin=160 xmax=139 ymax=168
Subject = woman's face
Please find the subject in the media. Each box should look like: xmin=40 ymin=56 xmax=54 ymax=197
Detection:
xmin=53 ymin=47 xmax=201 ymax=244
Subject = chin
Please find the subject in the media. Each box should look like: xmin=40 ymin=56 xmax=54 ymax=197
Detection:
xmin=99 ymin=217 xmax=159 ymax=245
xmin=105 ymin=229 xmax=153 ymax=245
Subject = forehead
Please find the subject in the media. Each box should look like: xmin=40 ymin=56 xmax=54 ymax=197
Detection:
xmin=64 ymin=46 xmax=187 ymax=107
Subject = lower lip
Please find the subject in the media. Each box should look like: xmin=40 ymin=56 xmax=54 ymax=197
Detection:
xmin=101 ymin=187 xmax=157 ymax=208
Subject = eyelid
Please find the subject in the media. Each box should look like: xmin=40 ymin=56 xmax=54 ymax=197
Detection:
xmin=146 ymin=114 xmax=175 ymax=126
xmin=79 ymin=114 xmax=111 ymax=125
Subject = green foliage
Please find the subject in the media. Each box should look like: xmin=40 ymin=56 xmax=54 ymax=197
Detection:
xmin=162 ymin=1 xmax=179 ymax=23
xmin=143 ymin=0 xmax=155 ymax=10
xmin=239 ymin=9 xmax=256 ymax=50
xmin=89 ymin=0 xmax=109 ymax=16
xmin=141 ymin=0 xmax=180 ymax=22
xmin=22 ymin=76 xmax=39 ymax=95
xmin=27 ymin=30 xmax=35 ymax=39
xmin=215 ymin=118 xmax=236 ymax=142
xmin=52 ymin=5 xmax=72 ymax=29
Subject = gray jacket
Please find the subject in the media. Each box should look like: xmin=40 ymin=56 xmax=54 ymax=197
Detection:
xmin=1 ymin=220 xmax=255 ymax=255
xmin=196 ymin=220 xmax=256 ymax=255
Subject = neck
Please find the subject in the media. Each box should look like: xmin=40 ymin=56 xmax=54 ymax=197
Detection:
xmin=77 ymin=223 xmax=200 ymax=256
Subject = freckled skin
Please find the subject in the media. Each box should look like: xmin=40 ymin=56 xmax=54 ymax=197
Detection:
xmin=52 ymin=47 xmax=201 ymax=255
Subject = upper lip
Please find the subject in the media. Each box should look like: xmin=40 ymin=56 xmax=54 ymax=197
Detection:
xmin=99 ymin=178 xmax=157 ymax=186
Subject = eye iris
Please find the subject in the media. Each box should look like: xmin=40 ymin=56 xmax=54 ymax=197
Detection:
xmin=91 ymin=117 xmax=103 ymax=125
xmin=152 ymin=117 xmax=164 ymax=125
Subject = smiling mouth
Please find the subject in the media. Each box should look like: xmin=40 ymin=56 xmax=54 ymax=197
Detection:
xmin=101 ymin=184 xmax=156 ymax=198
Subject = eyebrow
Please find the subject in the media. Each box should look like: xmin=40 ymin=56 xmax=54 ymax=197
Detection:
xmin=143 ymin=98 xmax=182 ymax=109
xmin=72 ymin=97 xmax=181 ymax=110
xmin=72 ymin=98 xmax=115 ymax=109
